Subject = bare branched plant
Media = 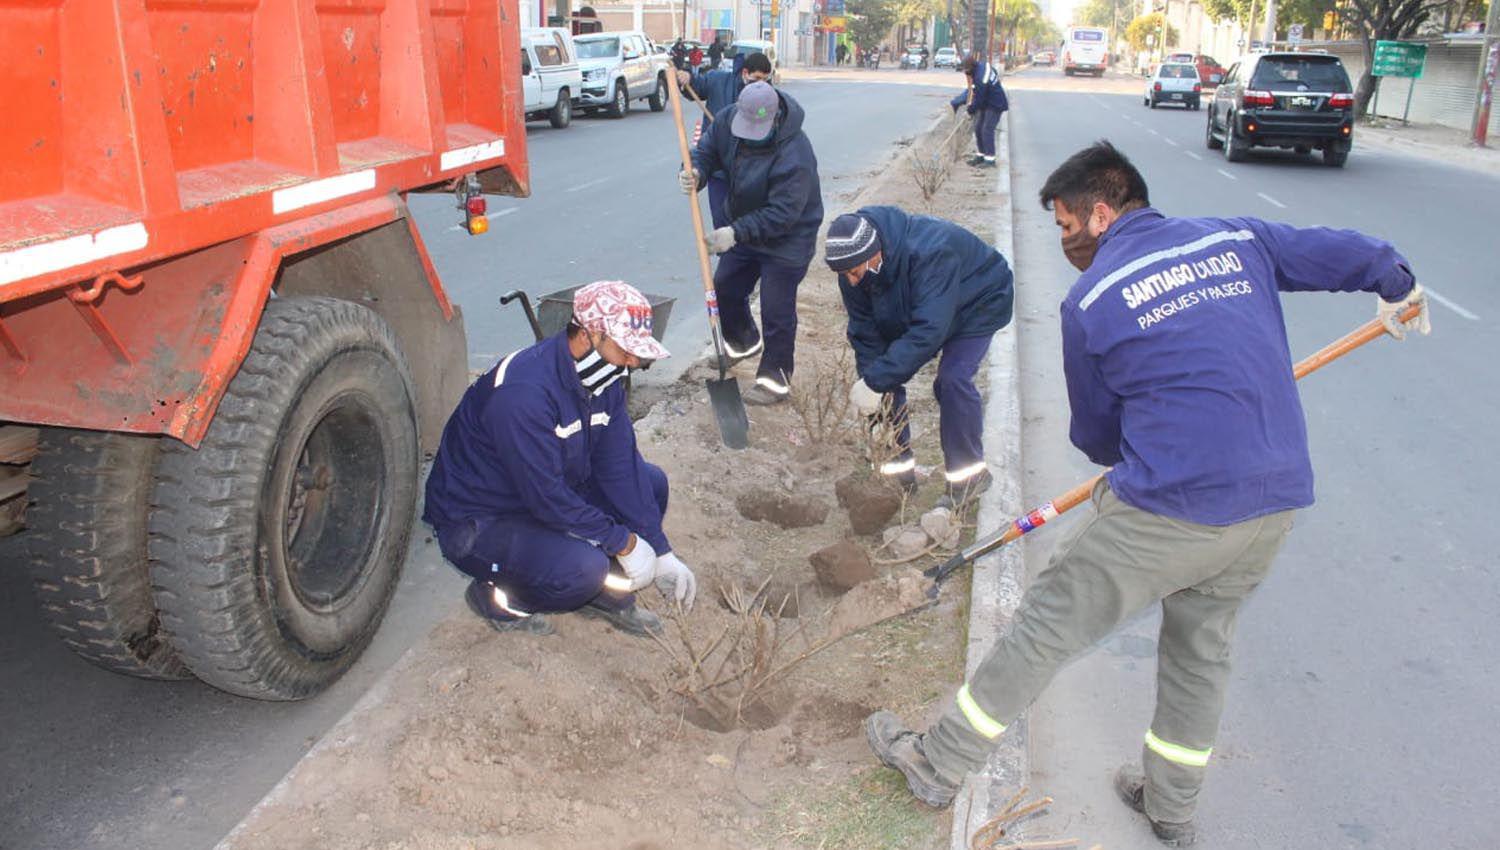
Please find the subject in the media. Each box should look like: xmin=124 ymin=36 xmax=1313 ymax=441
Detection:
xmin=788 ymin=348 xmax=857 ymax=445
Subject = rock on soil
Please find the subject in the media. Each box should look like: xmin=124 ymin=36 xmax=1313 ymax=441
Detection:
xmin=809 ymin=539 xmax=877 ymax=592
xmin=883 ymin=525 xmax=931 ymax=561
xmin=919 ymin=507 xmax=960 ymax=549
xmin=835 ymin=471 xmax=903 ymax=535
xmin=734 ymin=488 xmax=830 ymax=529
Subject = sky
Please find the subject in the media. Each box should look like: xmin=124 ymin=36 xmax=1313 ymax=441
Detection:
xmin=1046 ymin=0 xmax=1078 ymax=29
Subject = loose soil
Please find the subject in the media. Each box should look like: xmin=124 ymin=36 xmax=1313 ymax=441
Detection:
xmin=220 ymin=106 xmax=1006 ymax=850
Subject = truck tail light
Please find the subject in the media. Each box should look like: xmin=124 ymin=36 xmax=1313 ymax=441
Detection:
xmin=1246 ymin=122 xmax=1257 ymax=133
xmin=1193 ymin=83 xmax=1202 ymax=92
xmin=1329 ymin=93 xmax=1354 ymax=108
xmin=466 ymin=195 xmax=487 ymax=216
xmin=458 ymin=173 xmax=489 ymax=236
xmin=1243 ymin=90 xmax=1276 ymax=107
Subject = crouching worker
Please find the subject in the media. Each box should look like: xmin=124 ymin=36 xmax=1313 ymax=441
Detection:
xmin=423 ymin=281 xmax=698 ymax=637
xmin=825 ymin=208 xmax=1014 ymax=507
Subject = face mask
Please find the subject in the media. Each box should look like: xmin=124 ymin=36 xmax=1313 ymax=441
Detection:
xmin=1061 ymin=227 xmax=1099 ymax=272
xmin=574 ymin=339 xmax=627 ymax=396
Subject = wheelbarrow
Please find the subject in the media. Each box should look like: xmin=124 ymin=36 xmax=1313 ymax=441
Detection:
xmin=501 ymin=287 xmax=676 ymax=348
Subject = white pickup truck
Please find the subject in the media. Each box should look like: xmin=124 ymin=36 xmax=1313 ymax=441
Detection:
xmin=575 ymin=31 xmax=672 ymax=117
xmin=522 ymin=27 xmax=584 ymax=128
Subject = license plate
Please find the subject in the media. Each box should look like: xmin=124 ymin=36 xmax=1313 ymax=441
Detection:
xmin=1171 ymin=93 xmax=1183 ymax=99
xmin=1289 ymin=95 xmax=1315 ymax=109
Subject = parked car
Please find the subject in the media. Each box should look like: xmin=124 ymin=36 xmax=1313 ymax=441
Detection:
xmin=1033 ymin=50 xmax=1056 ymax=66
xmin=727 ymin=39 xmax=780 ymax=84
xmin=1145 ymin=62 xmax=1202 ymax=109
xmin=1206 ymin=51 xmax=1355 ymax=167
xmin=521 ymin=27 xmax=582 ymax=128
xmin=935 ymin=46 xmax=960 ymax=69
xmin=574 ymin=31 xmax=671 ymax=117
xmin=900 ymin=47 xmax=930 ymax=69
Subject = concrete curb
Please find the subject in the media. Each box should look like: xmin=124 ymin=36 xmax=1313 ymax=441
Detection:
xmin=949 ymin=110 xmax=1029 ymax=850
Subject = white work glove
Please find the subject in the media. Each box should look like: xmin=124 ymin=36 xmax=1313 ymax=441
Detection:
xmin=705 ymin=226 xmax=736 ymax=253
xmin=1377 ymin=283 xmax=1432 ymax=340
xmin=849 ymin=378 xmax=883 ymax=417
xmin=617 ymin=534 xmax=658 ymax=591
xmin=653 ymin=552 xmax=698 ymax=610
xmin=678 ymin=168 xmax=700 ymax=194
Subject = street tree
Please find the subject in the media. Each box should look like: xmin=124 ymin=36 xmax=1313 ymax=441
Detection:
xmin=1125 ymin=12 xmax=1178 ymax=51
xmin=1200 ymin=0 xmax=1338 ymax=39
xmin=1340 ymin=0 xmax=1451 ymax=115
xmin=847 ymin=0 xmax=902 ymax=52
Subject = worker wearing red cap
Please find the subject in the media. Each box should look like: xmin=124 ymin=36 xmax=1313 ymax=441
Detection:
xmin=424 ymin=281 xmax=697 ymax=637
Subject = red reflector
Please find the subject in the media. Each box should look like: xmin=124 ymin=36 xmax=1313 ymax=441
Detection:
xmin=1193 ymin=83 xmax=1201 ymax=92
xmin=1329 ymin=93 xmax=1354 ymax=108
xmin=1342 ymin=125 xmax=1351 ymax=134
xmin=1154 ymin=82 xmax=1162 ymax=91
xmin=1244 ymin=90 xmax=1275 ymax=107
xmin=466 ymin=195 xmax=487 ymax=215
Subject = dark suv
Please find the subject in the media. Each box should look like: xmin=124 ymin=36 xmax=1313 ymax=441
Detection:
xmin=1206 ymin=52 xmax=1355 ymax=167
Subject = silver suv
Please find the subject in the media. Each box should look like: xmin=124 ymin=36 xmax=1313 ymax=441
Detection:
xmin=574 ymin=31 xmax=671 ymax=118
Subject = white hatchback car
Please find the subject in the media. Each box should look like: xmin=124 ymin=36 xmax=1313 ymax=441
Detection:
xmin=1145 ymin=62 xmax=1202 ymax=110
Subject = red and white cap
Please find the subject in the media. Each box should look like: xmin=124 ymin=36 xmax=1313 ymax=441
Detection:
xmin=572 ymin=281 xmax=671 ymax=360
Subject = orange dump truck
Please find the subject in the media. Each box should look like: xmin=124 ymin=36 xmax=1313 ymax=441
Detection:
xmin=0 ymin=1 xmax=529 ymax=700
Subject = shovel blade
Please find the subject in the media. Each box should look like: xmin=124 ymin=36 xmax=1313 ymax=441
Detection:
xmin=706 ymin=377 xmax=749 ymax=450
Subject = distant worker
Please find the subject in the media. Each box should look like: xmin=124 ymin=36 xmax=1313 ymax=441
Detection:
xmin=708 ymin=37 xmax=725 ymax=69
xmin=423 ymin=281 xmax=698 ymax=638
xmin=837 ymin=42 xmax=849 ymax=65
xmin=688 ymin=42 xmax=704 ymax=68
xmin=865 ymin=142 xmax=1430 ymax=846
xmin=679 ymin=81 xmax=824 ymax=405
xmin=677 ymin=51 xmax=774 ymax=228
xmin=951 ymin=56 xmax=1010 ymax=168
xmin=823 ymin=208 xmax=1014 ymax=506
xmin=671 ymin=38 xmax=688 ymax=71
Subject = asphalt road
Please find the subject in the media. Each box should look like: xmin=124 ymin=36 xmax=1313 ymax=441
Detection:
xmin=0 ymin=72 xmax=956 ymax=850
xmin=1004 ymin=65 xmax=1498 ymax=848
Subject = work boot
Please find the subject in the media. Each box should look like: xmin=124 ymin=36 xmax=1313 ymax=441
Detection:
xmin=579 ymin=601 xmax=664 ymax=637
xmin=742 ymin=382 xmax=789 ymax=406
xmin=936 ymin=467 xmax=993 ymax=510
xmin=1113 ymin=767 xmax=1198 ymax=847
xmin=722 ymin=336 xmax=764 ymax=368
xmin=864 ymin=711 xmax=961 ymax=808
xmin=965 ymin=154 xmax=986 ymax=166
xmin=465 ymin=581 xmax=555 ymax=636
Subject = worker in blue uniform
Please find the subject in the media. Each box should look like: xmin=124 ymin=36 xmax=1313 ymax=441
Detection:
xmin=951 ymin=56 xmax=1009 ymax=168
xmin=423 ymin=281 xmax=698 ymax=637
xmin=823 ymin=208 xmax=1014 ymax=507
xmin=680 ymin=81 xmax=824 ymax=405
xmin=677 ymin=51 xmax=774 ymax=229
xmin=866 ymin=142 xmax=1430 ymax=845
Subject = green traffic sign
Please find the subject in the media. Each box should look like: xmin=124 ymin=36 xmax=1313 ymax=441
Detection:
xmin=1372 ymin=40 xmax=1427 ymax=78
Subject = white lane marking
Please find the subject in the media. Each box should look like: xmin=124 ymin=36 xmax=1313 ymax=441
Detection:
xmin=1424 ymin=286 xmax=1480 ymax=320
xmin=1256 ymin=192 xmax=1286 ymax=208
xmin=1216 ymin=168 xmax=1238 ymax=180
xmin=1164 ymin=137 xmax=1180 ymax=147
xmin=1185 ymin=151 xmax=1202 ymax=160
xmin=0 ymin=222 xmax=149 ymax=288
xmin=440 ymin=139 xmax=506 ymax=171
xmin=273 ymin=170 xmax=376 ymax=214
xmin=1147 ymin=128 xmax=1160 ymax=137
xmin=565 ymin=177 xmax=611 ymax=193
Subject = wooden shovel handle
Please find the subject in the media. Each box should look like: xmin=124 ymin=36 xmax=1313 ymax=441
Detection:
xmin=665 ymin=67 xmax=721 ymax=335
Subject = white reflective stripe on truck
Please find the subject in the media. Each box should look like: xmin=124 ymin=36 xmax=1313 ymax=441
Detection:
xmin=271 ymin=169 xmax=378 ymax=214
xmin=0 ymin=222 xmax=149 ymax=288
xmin=441 ymin=140 xmax=507 ymax=172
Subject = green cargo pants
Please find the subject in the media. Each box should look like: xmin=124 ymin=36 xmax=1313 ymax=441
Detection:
xmin=923 ymin=480 xmax=1295 ymax=824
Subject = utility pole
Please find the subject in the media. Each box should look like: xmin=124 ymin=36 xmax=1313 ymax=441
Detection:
xmin=1472 ymin=0 xmax=1500 ymax=144
xmin=1262 ymin=0 xmax=1276 ymax=46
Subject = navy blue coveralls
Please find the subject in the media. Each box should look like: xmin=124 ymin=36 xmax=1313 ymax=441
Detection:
xmin=950 ymin=62 xmax=1009 ymax=158
xmin=423 ymin=334 xmax=671 ymax=616
xmin=686 ymin=54 xmax=748 ymax=228
xmin=838 ymin=206 xmax=1014 ymax=484
xmin=692 ymin=89 xmax=824 ymax=394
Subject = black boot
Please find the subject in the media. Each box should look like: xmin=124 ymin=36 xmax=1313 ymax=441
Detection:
xmin=579 ymin=600 xmax=664 ymax=637
xmin=937 ymin=467 xmax=993 ymax=509
xmin=465 ymin=581 xmax=555 ymax=635
xmin=1113 ymin=767 xmax=1198 ymax=847
xmin=864 ymin=711 xmax=961 ymax=808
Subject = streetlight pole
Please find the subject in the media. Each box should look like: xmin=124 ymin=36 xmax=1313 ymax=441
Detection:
xmin=1472 ymin=0 xmax=1500 ymax=144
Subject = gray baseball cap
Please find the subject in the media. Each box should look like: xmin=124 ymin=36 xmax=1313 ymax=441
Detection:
xmin=730 ymin=81 xmax=779 ymax=140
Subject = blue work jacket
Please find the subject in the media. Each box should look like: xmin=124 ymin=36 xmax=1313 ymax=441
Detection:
xmin=1062 ymin=207 xmax=1415 ymax=526
xmin=692 ymin=89 xmax=824 ymax=265
xmin=838 ymin=206 xmax=1014 ymax=392
xmin=950 ymin=62 xmax=1010 ymax=113
xmin=423 ymin=334 xmax=669 ymax=556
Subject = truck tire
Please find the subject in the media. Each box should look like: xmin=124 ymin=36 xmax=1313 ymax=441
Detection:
xmin=648 ymin=74 xmax=667 ymax=111
xmin=607 ymin=81 xmax=629 ymax=118
xmin=1322 ymin=144 xmax=1348 ymax=167
xmin=149 ymin=296 xmax=418 ymax=700
xmin=25 ymin=430 xmax=192 ymax=680
xmin=550 ymin=89 xmax=572 ymax=128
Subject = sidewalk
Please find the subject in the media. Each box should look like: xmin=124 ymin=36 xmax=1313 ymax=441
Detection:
xmin=1357 ymin=118 xmax=1500 ymax=178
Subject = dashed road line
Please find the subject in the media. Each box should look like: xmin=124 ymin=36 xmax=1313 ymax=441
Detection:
xmin=1163 ymin=137 xmax=1179 ymax=146
xmin=1185 ymin=151 xmax=1203 ymax=160
xmin=1425 ymin=286 xmax=1481 ymax=320
xmin=1257 ymin=192 xmax=1286 ymax=208
xmin=565 ymin=177 xmax=611 ymax=193
xmin=1216 ymin=167 xmax=1238 ymax=180
xmin=1146 ymin=128 xmax=1160 ymax=137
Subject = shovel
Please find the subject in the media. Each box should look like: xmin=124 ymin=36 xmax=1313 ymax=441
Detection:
xmin=667 ymin=62 xmax=749 ymax=450
xmin=925 ymin=305 xmax=1424 ymax=597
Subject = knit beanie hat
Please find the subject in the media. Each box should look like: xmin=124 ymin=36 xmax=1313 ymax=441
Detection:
xmin=823 ymin=213 xmax=881 ymax=271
